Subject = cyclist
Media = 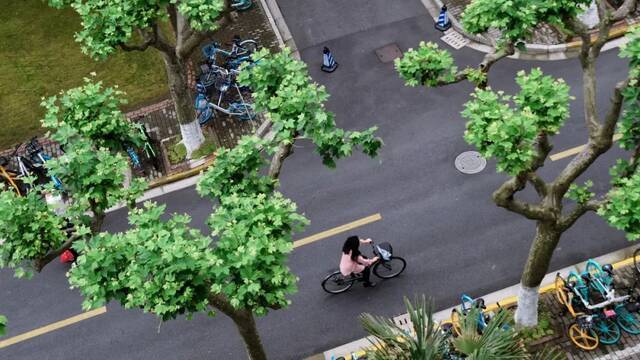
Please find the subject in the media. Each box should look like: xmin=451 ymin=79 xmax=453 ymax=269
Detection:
xmin=340 ymin=235 xmax=379 ymax=288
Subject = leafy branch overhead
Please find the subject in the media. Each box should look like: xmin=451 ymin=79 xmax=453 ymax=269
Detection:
xmin=48 ymin=0 xmax=226 ymax=59
xmin=461 ymin=0 xmax=592 ymax=43
xmin=462 ymin=68 xmax=570 ymax=175
xmin=239 ymin=48 xmax=383 ymax=168
xmin=0 ymin=186 xmax=69 ymax=278
xmin=41 ymin=78 xmax=143 ymax=151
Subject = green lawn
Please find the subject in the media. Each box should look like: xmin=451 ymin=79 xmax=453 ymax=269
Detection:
xmin=0 ymin=1 xmax=168 ymax=149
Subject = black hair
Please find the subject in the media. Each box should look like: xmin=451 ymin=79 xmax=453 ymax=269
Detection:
xmin=342 ymin=235 xmax=361 ymax=261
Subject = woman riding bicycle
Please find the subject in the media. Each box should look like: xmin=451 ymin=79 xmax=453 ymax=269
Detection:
xmin=340 ymin=235 xmax=379 ymax=288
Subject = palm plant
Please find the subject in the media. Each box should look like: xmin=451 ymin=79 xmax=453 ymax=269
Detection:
xmin=360 ymin=296 xmax=445 ymax=360
xmin=360 ymin=296 xmax=565 ymax=360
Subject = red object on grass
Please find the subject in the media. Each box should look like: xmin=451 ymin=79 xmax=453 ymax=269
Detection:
xmin=60 ymin=249 xmax=75 ymax=263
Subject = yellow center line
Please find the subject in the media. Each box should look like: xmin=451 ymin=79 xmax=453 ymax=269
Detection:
xmin=550 ymin=134 xmax=622 ymax=161
xmin=0 ymin=306 xmax=106 ymax=349
xmin=293 ymin=213 xmax=383 ymax=249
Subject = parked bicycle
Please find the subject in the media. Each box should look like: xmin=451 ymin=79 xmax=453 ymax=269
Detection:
xmin=0 ymin=155 xmax=24 ymax=195
xmin=201 ymin=35 xmax=258 ymax=70
xmin=25 ymin=137 xmax=63 ymax=190
xmin=231 ymin=0 xmax=253 ymax=11
xmin=321 ymin=241 xmax=406 ymax=294
xmin=195 ymin=79 xmax=256 ymax=124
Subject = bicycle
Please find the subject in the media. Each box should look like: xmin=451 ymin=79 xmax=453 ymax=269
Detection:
xmin=321 ymin=241 xmax=406 ymax=294
xmin=201 ymin=36 xmax=258 ymax=69
xmin=0 ymin=156 xmax=23 ymax=195
xmin=195 ymin=79 xmax=256 ymax=124
xmin=25 ymin=137 xmax=63 ymax=190
xmin=131 ymin=120 xmax=163 ymax=174
xmin=231 ymin=0 xmax=253 ymax=11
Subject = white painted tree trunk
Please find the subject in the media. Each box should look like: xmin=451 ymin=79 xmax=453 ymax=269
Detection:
xmin=515 ymin=284 xmax=540 ymax=327
xmin=180 ymin=119 xmax=205 ymax=158
xmin=578 ymin=0 xmax=600 ymax=29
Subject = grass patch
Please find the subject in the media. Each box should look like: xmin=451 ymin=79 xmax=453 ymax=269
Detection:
xmin=0 ymin=0 xmax=168 ymax=149
xmin=191 ymin=136 xmax=217 ymax=159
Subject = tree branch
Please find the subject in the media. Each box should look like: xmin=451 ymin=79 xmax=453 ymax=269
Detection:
xmin=150 ymin=22 xmax=176 ymax=56
xmin=601 ymin=78 xmax=630 ymax=141
xmin=268 ymin=140 xmax=294 ymax=180
xmin=119 ymin=29 xmax=156 ymax=52
xmin=167 ymin=4 xmax=179 ymax=37
xmin=34 ymin=234 xmax=81 ymax=272
xmin=558 ymin=198 xmax=605 ymax=231
xmin=492 ymin=176 xmax=554 ymax=221
xmin=478 ymin=41 xmax=515 ymax=75
xmin=612 ymin=0 xmax=638 ymax=21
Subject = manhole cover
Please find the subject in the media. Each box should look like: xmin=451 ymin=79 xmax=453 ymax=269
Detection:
xmin=454 ymin=151 xmax=486 ymax=174
xmin=375 ymin=43 xmax=402 ymax=63
xmin=440 ymin=30 xmax=470 ymax=50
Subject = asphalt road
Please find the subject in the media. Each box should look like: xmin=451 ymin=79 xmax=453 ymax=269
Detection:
xmin=1 ymin=1 xmax=636 ymax=359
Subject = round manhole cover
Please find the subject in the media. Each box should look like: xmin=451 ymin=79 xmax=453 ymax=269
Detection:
xmin=454 ymin=151 xmax=486 ymax=174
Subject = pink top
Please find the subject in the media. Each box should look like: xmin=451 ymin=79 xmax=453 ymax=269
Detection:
xmin=340 ymin=250 xmax=375 ymax=276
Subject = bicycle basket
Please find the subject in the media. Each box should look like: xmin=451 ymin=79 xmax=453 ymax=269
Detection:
xmin=376 ymin=242 xmax=393 ymax=261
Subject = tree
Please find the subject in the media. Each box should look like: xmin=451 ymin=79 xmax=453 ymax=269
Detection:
xmin=395 ymin=0 xmax=640 ymax=326
xmin=66 ymin=49 xmax=382 ymax=359
xmin=48 ymin=0 xmax=233 ymax=155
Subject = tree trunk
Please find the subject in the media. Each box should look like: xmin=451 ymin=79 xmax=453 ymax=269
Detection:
xmin=228 ymin=309 xmax=268 ymax=360
xmin=515 ymin=222 xmax=561 ymax=327
xmin=160 ymin=52 xmax=204 ymax=156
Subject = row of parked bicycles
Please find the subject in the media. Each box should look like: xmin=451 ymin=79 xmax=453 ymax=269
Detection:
xmin=432 ymin=255 xmax=640 ymax=354
xmin=553 ymin=254 xmax=640 ymax=350
xmin=195 ymin=36 xmax=259 ymax=125
xmin=0 ymin=119 xmax=162 ymax=196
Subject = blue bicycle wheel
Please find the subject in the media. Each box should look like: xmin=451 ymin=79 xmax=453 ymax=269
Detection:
xmin=616 ymin=306 xmax=640 ymax=334
xmin=594 ymin=317 xmax=621 ymax=345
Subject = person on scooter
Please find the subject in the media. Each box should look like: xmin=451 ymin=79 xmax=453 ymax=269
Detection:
xmin=340 ymin=235 xmax=379 ymax=287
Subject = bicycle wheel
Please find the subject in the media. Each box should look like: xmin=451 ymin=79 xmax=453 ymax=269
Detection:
xmin=634 ymin=247 xmax=640 ymax=275
xmin=229 ymin=102 xmax=256 ymax=121
xmin=199 ymin=71 xmax=218 ymax=87
xmin=616 ymin=305 xmax=640 ymax=334
xmin=237 ymin=40 xmax=258 ymax=56
xmin=373 ymin=256 xmax=406 ymax=279
xmin=568 ymin=323 xmax=599 ymax=350
xmin=321 ymin=271 xmax=353 ymax=294
xmin=593 ymin=317 xmax=621 ymax=345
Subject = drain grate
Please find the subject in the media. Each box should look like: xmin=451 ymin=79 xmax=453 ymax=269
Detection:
xmin=440 ymin=30 xmax=469 ymax=50
xmin=375 ymin=43 xmax=402 ymax=63
xmin=454 ymin=151 xmax=487 ymax=174
xmin=393 ymin=313 xmax=414 ymax=335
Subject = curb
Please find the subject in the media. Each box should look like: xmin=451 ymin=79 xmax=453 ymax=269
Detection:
xmin=257 ymin=0 xmax=300 ymax=59
xmin=319 ymin=242 xmax=640 ymax=360
xmin=422 ymin=0 xmax=635 ymax=60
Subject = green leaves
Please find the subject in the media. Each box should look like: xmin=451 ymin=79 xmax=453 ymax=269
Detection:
xmin=462 ymin=89 xmax=537 ymax=175
xmin=617 ymin=28 xmax=640 ymax=150
xmin=208 ymin=192 xmax=308 ymax=315
xmin=239 ymin=48 xmax=382 ymax=168
xmin=197 ymin=136 xmax=275 ymax=199
xmin=41 ymin=77 xmax=142 ymax=151
xmin=565 ymin=180 xmax=594 ymax=205
xmin=0 ymin=186 xmax=67 ymax=277
xmin=462 ymin=69 xmax=571 ymax=175
xmin=69 ymin=202 xmax=215 ymax=320
xmin=462 ymin=0 xmax=591 ymax=43
xmin=50 ymin=0 xmax=224 ymax=59
xmin=599 ymin=173 xmax=640 ymax=240
xmin=514 ymin=68 xmax=571 ymax=135
xmin=0 ymin=314 xmax=6 ymax=336
xmin=46 ymin=133 xmax=145 ymax=217
xmin=395 ymin=41 xmax=457 ymax=87
xmin=176 ymin=0 xmax=225 ymax=32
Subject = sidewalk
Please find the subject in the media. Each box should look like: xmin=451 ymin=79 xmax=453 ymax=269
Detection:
xmin=424 ymin=0 xmax=640 ymax=60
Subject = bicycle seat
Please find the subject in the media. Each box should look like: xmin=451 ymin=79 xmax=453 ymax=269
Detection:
xmin=603 ymin=264 xmax=614 ymax=275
